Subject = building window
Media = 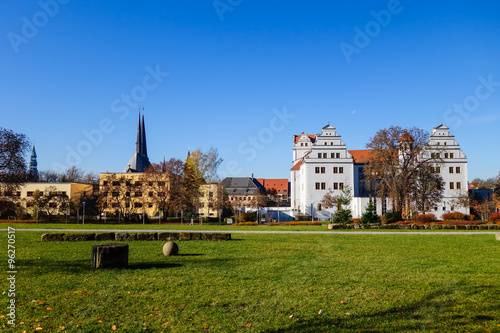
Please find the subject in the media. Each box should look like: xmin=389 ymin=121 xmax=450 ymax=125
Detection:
xmin=135 ymin=181 xmax=142 ymax=186
xmin=333 ymin=167 xmax=344 ymax=174
xmin=456 ymin=166 xmax=461 ymax=173
xmin=112 ymin=192 xmax=119 ymax=197
xmin=449 ymin=182 xmax=454 ymax=190
xmin=125 ymin=192 xmax=131 ymax=197
xmin=27 ymin=191 xmax=34 ymax=197
xmin=456 ymin=182 xmax=461 ymax=190
xmin=112 ymin=181 xmax=120 ymax=186
xmin=432 ymin=166 xmax=441 ymax=173
xmin=318 ymin=153 xmax=322 ymax=158
xmin=134 ymin=202 xmax=143 ymax=208
xmin=449 ymin=166 xmax=454 ymax=174
xmin=149 ymin=192 xmax=154 ymax=197
xmin=450 ymin=153 xmax=454 ymax=158
xmin=318 ymin=203 xmax=322 ymax=212
xmin=315 ymin=167 xmax=326 ymax=174
xmin=135 ymin=192 xmax=142 ymax=197
xmin=315 ymin=182 xmax=326 ymax=190
xmin=444 ymin=153 xmax=449 ymax=158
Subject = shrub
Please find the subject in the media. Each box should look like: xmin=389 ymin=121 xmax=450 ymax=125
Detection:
xmin=489 ymin=212 xmax=500 ymax=223
xmin=333 ymin=208 xmax=352 ymax=225
xmin=360 ymin=201 xmax=381 ymax=225
xmin=385 ymin=211 xmax=402 ymax=223
xmin=412 ymin=214 xmax=436 ymax=223
xmin=241 ymin=211 xmax=257 ymax=222
xmin=269 ymin=221 xmax=322 ymax=226
xmin=442 ymin=212 xmax=466 ymax=221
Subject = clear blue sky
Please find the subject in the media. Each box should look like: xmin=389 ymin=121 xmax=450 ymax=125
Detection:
xmin=1 ymin=0 xmax=499 ymax=181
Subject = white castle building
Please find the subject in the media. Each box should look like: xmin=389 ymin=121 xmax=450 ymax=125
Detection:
xmin=290 ymin=123 xmax=469 ymax=220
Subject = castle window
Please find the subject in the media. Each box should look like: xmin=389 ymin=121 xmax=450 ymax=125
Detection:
xmin=456 ymin=167 xmax=461 ymax=173
xmin=336 ymin=153 xmax=340 ymax=158
xmin=449 ymin=166 xmax=454 ymax=174
xmin=450 ymin=153 xmax=454 ymax=158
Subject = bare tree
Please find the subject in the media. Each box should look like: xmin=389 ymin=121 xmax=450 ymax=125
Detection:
xmin=0 ymin=128 xmax=30 ymax=215
xmin=364 ymin=126 xmax=443 ymax=214
xmin=410 ymin=164 xmax=444 ymax=213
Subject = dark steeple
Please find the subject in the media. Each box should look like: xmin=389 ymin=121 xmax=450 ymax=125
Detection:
xmin=29 ymin=144 xmax=38 ymax=181
xmin=125 ymin=110 xmax=150 ymax=173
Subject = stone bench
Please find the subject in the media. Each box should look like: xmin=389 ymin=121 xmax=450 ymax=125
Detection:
xmin=41 ymin=232 xmax=231 ymax=242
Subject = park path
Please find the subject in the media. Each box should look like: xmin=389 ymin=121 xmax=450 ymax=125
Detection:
xmin=2 ymin=228 xmax=499 ymax=235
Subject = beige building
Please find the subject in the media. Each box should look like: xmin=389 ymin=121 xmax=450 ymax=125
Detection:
xmin=6 ymin=182 xmax=92 ymax=212
xmin=99 ymin=173 xmax=223 ymax=219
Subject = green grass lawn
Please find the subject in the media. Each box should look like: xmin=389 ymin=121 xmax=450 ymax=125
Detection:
xmin=1 ymin=227 xmax=499 ymax=332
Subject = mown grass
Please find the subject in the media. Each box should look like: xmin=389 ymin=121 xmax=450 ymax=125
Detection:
xmin=1 ymin=228 xmax=499 ymax=332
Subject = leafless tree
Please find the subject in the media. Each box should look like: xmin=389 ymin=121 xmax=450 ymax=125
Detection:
xmin=364 ymin=126 xmax=444 ymax=214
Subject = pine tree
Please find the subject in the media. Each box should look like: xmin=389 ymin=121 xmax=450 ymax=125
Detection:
xmin=360 ymin=200 xmax=381 ymax=224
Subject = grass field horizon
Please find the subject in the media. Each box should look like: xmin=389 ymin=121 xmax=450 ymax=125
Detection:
xmin=1 ymin=225 xmax=499 ymax=332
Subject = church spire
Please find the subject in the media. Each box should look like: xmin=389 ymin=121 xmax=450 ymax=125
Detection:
xmin=29 ymin=144 xmax=38 ymax=181
xmin=125 ymin=110 xmax=150 ymax=173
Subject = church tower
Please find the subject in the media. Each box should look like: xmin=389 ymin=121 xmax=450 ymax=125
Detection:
xmin=29 ymin=144 xmax=38 ymax=181
xmin=125 ymin=111 xmax=151 ymax=173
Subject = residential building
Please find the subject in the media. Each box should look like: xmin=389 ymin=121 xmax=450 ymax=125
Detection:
xmin=291 ymin=123 xmax=469 ymax=220
xmin=255 ymin=178 xmax=290 ymax=203
xmin=221 ymin=177 xmax=265 ymax=211
xmin=14 ymin=182 xmax=92 ymax=212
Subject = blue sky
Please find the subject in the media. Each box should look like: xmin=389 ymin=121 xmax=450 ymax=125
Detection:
xmin=1 ymin=0 xmax=499 ymax=181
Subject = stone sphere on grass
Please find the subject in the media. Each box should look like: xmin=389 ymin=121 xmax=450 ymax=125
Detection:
xmin=163 ymin=241 xmax=179 ymax=256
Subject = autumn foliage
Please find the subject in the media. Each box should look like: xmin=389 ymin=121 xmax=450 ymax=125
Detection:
xmin=411 ymin=214 xmax=436 ymax=223
xmin=489 ymin=212 xmax=500 ymax=223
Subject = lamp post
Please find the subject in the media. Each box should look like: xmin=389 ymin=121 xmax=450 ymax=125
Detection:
xmin=82 ymin=201 xmax=86 ymax=224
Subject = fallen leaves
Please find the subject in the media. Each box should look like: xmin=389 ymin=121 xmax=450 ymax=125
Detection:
xmin=318 ymin=309 xmax=323 ymax=315
xmin=111 ymin=325 xmax=117 ymax=330
xmin=245 ymin=323 xmax=252 ymax=327
xmin=288 ymin=314 xmax=294 ymax=319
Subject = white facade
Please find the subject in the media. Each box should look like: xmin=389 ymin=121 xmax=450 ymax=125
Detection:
xmin=290 ymin=123 xmax=469 ymax=220
xmin=422 ymin=124 xmax=469 ymax=217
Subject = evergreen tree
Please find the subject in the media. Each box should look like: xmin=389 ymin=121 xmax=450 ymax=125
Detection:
xmin=360 ymin=200 xmax=381 ymax=224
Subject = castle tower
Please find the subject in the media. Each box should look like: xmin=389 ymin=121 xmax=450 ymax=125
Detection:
xmin=125 ymin=111 xmax=151 ymax=173
xmin=29 ymin=144 xmax=38 ymax=181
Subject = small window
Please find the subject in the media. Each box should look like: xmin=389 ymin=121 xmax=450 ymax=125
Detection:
xmin=449 ymin=182 xmax=454 ymax=190
xmin=318 ymin=203 xmax=323 ymax=212
xmin=449 ymin=167 xmax=454 ymax=174
xmin=336 ymin=153 xmax=340 ymax=158
xmin=339 ymin=167 xmax=344 ymax=174
xmin=450 ymin=153 xmax=454 ymax=158
xmin=456 ymin=167 xmax=461 ymax=173
xmin=444 ymin=153 xmax=449 ymax=158
xmin=27 ymin=191 xmax=34 ymax=197
xmin=456 ymin=182 xmax=461 ymax=190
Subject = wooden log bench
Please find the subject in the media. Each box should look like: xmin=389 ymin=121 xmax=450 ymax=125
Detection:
xmin=91 ymin=243 xmax=129 ymax=269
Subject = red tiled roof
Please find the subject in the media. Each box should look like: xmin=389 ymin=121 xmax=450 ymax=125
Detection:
xmin=255 ymin=178 xmax=289 ymax=193
xmin=291 ymin=160 xmax=303 ymax=170
xmin=348 ymin=150 xmax=373 ymax=164
xmin=294 ymin=134 xmax=316 ymax=144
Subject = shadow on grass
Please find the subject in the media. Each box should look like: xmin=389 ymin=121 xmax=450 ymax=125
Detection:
xmin=127 ymin=262 xmax=182 ymax=270
xmin=18 ymin=259 xmax=183 ymax=272
xmin=263 ymin=286 xmax=497 ymax=332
